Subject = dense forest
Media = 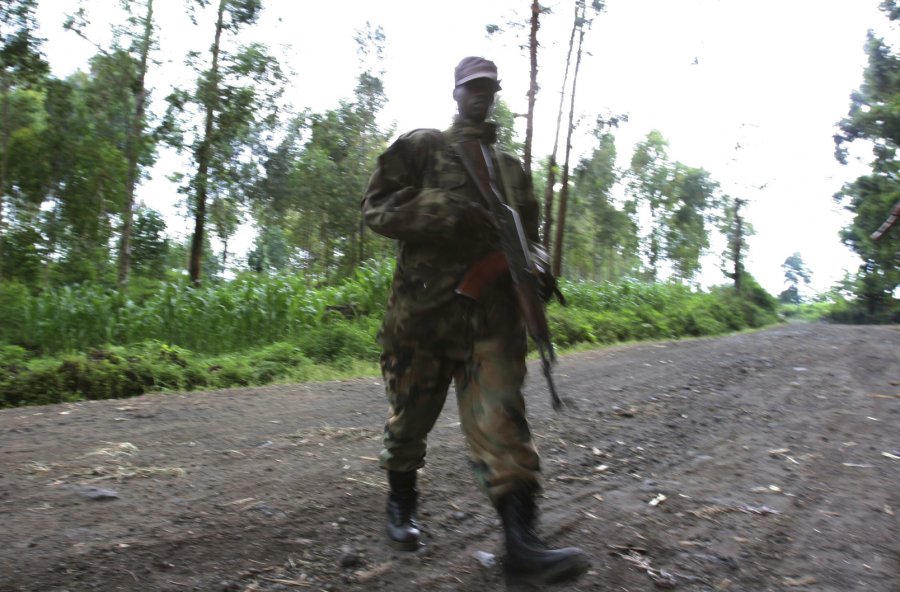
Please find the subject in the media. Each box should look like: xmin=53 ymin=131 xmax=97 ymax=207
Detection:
xmin=0 ymin=0 xmax=896 ymax=407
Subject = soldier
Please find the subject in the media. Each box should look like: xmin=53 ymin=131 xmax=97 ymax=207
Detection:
xmin=361 ymin=56 xmax=589 ymax=586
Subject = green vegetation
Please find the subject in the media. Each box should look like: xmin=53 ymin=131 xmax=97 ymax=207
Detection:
xmin=831 ymin=1 xmax=900 ymax=322
xmin=0 ymin=268 xmax=779 ymax=408
xmin=1 ymin=2 xmax=891 ymax=408
xmin=0 ymin=259 xmax=393 ymax=356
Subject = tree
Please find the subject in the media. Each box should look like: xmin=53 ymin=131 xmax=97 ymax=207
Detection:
xmin=130 ymin=206 xmax=169 ymax=279
xmin=3 ymin=86 xmax=48 ymax=229
xmin=718 ymin=196 xmax=754 ymax=291
xmin=285 ymin=69 xmax=390 ymax=280
xmin=628 ymin=130 xmax=673 ymax=281
xmin=833 ymin=0 xmax=900 ymax=317
xmin=166 ymin=0 xmax=284 ymax=285
xmin=40 ymin=72 xmax=129 ymax=284
xmin=522 ymin=0 xmax=543 ymax=182
xmin=492 ymin=98 xmax=522 ymax=155
xmin=544 ymin=1 xmax=605 ymax=276
xmin=566 ymin=117 xmax=637 ymax=281
xmin=246 ymin=226 xmax=291 ymax=272
xmin=254 ymin=23 xmax=391 ymax=283
xmin=551 ymin=0 xmax=593 ymax=277
xmin=0 ymin=0 xmax=48 ymax=281
xmin=65 ymin=0 xmax=158 ymax=288
xmin=541 ymin=1 xmax=578 ymax=252
xmin=779 ymin=252 xmax=812 ymax=304
xmin=0 ymin=225 xmax=43 ymax=284
xmin=665 ymin=164 xmax=718 ymax=283
xmin=485 ymin=2 xmax=550 ymax=191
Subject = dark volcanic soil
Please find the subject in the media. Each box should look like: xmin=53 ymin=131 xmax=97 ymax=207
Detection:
xmin=1 ymin=323 xmax=898 ymax=592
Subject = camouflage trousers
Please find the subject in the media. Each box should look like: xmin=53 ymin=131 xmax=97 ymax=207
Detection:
xmin=378 ymin=336 xmax=541 ymax=504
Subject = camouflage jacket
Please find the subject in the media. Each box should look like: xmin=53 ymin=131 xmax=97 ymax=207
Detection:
xmin=362 ymin=117 xmax=540 ymax=358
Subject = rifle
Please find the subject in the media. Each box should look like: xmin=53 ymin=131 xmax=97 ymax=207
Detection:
xmin=453 ymin=140 xmax=564 ymax=411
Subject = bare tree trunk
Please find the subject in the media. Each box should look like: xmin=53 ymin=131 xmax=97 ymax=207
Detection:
xmin=870 ymin=199 xmax=900 ymax=241
xmin=551 ymin=1 xmax=587 ymax=277
xmin=733 ymin=198 xmax=745 ymax=292
xmin=117 ymin=0 xmax=154 ymax=288
xmin=541 ymin=2 xmax=578 ymax=251
xmin=0 ymin=75 xmax=9 ymax=282
xmin=190 ymin=0 xmax=225 ymax=286
xmin=358 ymin=214 xmax=366 ymax=266
xmin=322 ymin=228 xmax=332 ymax=283
xmin=523 ymin=0 xmax=540 ymax=181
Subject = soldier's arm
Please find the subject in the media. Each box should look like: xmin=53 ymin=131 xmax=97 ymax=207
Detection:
xmin=362 ymin=132 xmax=480 ymax=242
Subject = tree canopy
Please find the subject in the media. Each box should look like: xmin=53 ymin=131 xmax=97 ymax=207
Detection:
xmin=0 ymin=0 xmax=770 ymax=298
xmin=833 ymin=0 xmax=900 ymax=319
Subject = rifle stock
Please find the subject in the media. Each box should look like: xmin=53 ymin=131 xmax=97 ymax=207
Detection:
xmin=455 ymin=251 xmax=508 ymax=301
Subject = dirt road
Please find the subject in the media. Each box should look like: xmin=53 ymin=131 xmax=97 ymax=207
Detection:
xmin=1 ymin=323 xmax=897 ymax=591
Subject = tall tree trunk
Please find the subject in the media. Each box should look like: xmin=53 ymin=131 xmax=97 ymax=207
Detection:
xmin=870 ymin=199 xmax=900 ymax=241
xmin=190 ymin=0 xmax=225 ymax=286
xmin=117 ymin=0 xmax=155 ymax=288
xmin=0 ymin=75 xmax=9 ymax=281
xmin=541 ymin=2 xmax=578 ymax=251
xmin=357 ymin=214 xmax=366 ymax=266
xmin=733 ymin=198 xmax=745 ymax=292
xmin=551 ymin=1 xmax=587 ymax=277
xmin=647 ymin=208 xmax=660 ymax=282
xmin=322 ymin=227 xmax=332 ymax=283
xmin=523 ymin=0 xmax=540 ymax=181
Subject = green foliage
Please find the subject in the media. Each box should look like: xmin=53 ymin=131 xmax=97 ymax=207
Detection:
xmin=779 ymin=301 xmax=831 ymax=322
xmin=821 ymin=268 xmax=900 ymax=323
xmin=0 ymin=344 xmax=28 ymax=366
xmin=0 ymin=280 xmax=29 ymax=339
xmin=666 ymin=165 xmax=718 ymax=282
xmin=832 ymin=5 xmax=900 ymax=319
xmin=293 ymin=317 xmax=380 ymax=364
xmin=492 ymin=99 xmax=522 ymax=155
xmin=0 ymin=258 xmax=394 ymax=356
xmin=0 ymin=269 xmax=780 ymax=407
xmin=566 ymin=126 xmax=640 ymax=281
xmin=548 ymin=275 xmax=778 ymax=348
xmin=622 ymin=131 xmax=721 ymax=283
xmin=131 ymin=208 xmax=170 ymax=279
xmin=0 ymin=3 xmax=788 ymax=406
xmin=778 ymin=285 xmax=801 ymax=305
xmin=246 ymin=226 xmax=292 ymax=272
xmin=0 ymin=332 xmax=373 ymax=408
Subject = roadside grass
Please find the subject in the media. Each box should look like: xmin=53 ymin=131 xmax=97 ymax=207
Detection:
xmin=0 ymin=268 xmax=781 ymax=408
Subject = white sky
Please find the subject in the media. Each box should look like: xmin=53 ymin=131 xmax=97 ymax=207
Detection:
xmin=35 ymin=0 xmax=887 ymax=295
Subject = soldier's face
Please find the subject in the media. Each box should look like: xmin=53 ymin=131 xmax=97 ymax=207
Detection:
xmin=455 ymin=78 xmax=498 ymax=122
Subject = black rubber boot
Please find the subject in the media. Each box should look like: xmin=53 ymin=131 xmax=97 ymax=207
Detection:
xmin=386 ymin=470 xmax=421 ymax=551
xmin=498 ymin=487 xmax=590 ymax=585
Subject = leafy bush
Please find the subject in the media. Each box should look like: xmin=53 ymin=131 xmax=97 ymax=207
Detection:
xmin=0 ymin=268 xmax=784 ymax=408
xmin=0 ymin=261 xmax=394 ymax=357
xmin=0 ymin=345 xmax=29 ymax=367
xmin=294 ymin=317 xmax=380 ymax=363
xmin=779 ymin=301 xmax=831 ymax=322
xmin=0 ymin=281 xmax=30 ymax=348
xmin=245 ymin=342 xmax=315 ymax=383
xmin=0 ymin=358 xmax=72 ymax=407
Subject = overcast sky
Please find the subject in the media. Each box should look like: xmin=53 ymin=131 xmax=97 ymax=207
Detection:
xmin=35 ymin=0 xmax=888 ymax=294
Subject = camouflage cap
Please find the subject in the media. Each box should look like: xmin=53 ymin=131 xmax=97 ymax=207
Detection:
xmin=454 ymin=56 xmax=502 ymax=90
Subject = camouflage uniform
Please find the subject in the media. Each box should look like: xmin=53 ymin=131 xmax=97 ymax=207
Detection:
xmin=362 ymin=116 xmax=542 ymax=503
